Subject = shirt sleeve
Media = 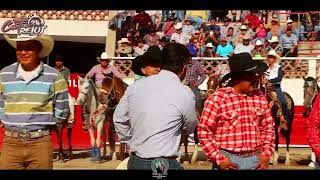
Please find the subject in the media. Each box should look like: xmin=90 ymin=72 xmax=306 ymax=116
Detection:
xmin=110 ymin=66 xmax=124 ymax=80
xmin=198 ymin=94 xmax=226 ymax=165
xmin=53 ymin=73 xmax=70 ymax=121
xmin=307 ymin=95 xmax=320 ymax=156
xmin=86 ymin=66 xmax=96 ymax=79
xmin=181 ymin=89 xmax=198 ymax=135
xmin=0 ymin=75 xmax=5 ymax=120
xmin=196 ymin=63 xmax=207 ymax=86
xmin=113 ymin=89 xmax=132 ymax=143
xmin=269 ymin=66 xmax=283 ymax=83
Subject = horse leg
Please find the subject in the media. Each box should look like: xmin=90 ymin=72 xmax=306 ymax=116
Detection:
xmin=285 ymin=128 xmax=291 ymax=166
xmin=88 ymin=127 xmax=97 ymax=162
xmin=119 ymin=143 xmax=126 ymax=161
xmin=56 ymin=123 xmax=65 ymax=163
xmin=108 ymin=121 xmax=117 ymax=160
xmin=101 ymin=126 xmax=107 ymax=158
xmin=67 ymin=128 xmax=73 ymax=158
xmin=273 ymin=121 xmax=279 ymax=165
xmin=95 ymin=121 xmax=104 ymax=163
xmin=191 ymin=128 xmax=199 ymax=163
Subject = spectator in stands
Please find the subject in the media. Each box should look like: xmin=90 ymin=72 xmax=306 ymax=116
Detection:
xmin=205 ymin=18 xmax=221 ymax=39
xmin=255 ymin=20 xmax=267 ymax=43
xmin=170 ymin=22 xmax=190 ymax=45
xmin=133 ymin=39 xmax=149 ymax=57
xmin=185 ymin=10 xmax=208 ymax=30
xmin=266 ymin=36 xmax=283 ymax=56
xmin=304 ymin=21 xmax=315 ymax=41
xmin=226 ymin=27 xmax=237 ymax=47
xmin=280 ymin=28 xmax=298 ymax=57
xmin=235 ymin=25 xmax=251 ymax=46
xmin=162 ymin=16 xmax=177 ymax=39
xmin=200 ymin=42 xmax=215 ymax=57
xmin=267 ymin=17 xmax=281 ymax=41
xmin=198 ymin=27 xmax=207 ymax=44
xmin=120 ymin=16 xmax=135 ymax=39
xmin=183 ymin=18 xmax=195 ymax=36
xmin=116 ymin=38 xmax=133 ymax=57
xmin=130 ymin=30 xmax=141 ymax=47
xmin=280 ymin=19 xmax=300 ymax=41
xmin=244 ymin=10 xmax=260 ymax=30
xmin=234 ymin=34 xmax=255 ymax=54
xmin=205 ymin=31 xmax=219 ymax=47
xmin=158 ymin=37 xmax=169 ymax=50
xmin=220 ymin=17 xmax=232 ymax=39
xmin=251 ymin=40 xmax=267 ymax=57
xmin=215 ymin=37 xmax=234 ymax=57
xmin=187 ymin=38 xmax=201 ymax=57
xmin=134 ymin=10 xmax=153 ymax=37
xmin=143 ymin=28 xmax=160 ymax=46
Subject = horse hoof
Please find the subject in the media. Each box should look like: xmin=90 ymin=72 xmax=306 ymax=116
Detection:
xmin=112 ymin=152 xmax=117 ymax=161
xmin=285 ymin=152 xmax=290 ymax=166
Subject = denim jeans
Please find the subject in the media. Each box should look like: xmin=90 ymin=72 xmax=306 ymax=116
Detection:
xmin=212 ymin=150 xmax=259 ymax=170
xmin=175 ymin=10 xmax=186 ymax=22
xmin=190 ymin=87 xmax=204 ymax=112
xmin=187 ymin=16 xmax=203 ymax=30
xmin=127 ymin=154 xmax=184 ymax=170
xmin=275 ymin=86 xmax=290 ymax=124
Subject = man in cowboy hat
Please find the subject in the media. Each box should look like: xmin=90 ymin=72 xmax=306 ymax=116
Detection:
xmin=116 ymin=38 xmax=133 ymax=57
xmin=86 ymin=52 xmax=124 ymax=88
xmin=234 ymin=25 xmax=251 ymax=46
xmin=0 ymin=34 xmax=69 ymax=169
xmin=234 ymin=34 xmax=255 ymax=55
xmin=182 ymin=18 xmax=195 ymax=36
xmin=200 ymin=42 xmax=215 ymax=57
xmin=280 ymin=27 xmax=298 ymax=57
xmin=267 ymin=17 xmax=280 ymax=41
xmin=170 ymin=22 xmax=190 ymax=45
xmin=251 ymin=40 xmax=267 ymax=58
xmin=266 ymin=36 xmax=283 ymax=56
xmin=198 ymin=53 xmax=274 ymax=170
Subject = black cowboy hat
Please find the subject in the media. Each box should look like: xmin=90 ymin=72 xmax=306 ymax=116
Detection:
xmin=131 ymin=46 xmax=162 ymax=76
xmin=221 ymin=53 xmax=268 ymax=83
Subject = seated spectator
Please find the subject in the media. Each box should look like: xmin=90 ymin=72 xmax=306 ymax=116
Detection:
xmin=162 ymin=16 xmax=177 ymax=39
xmin=198 ymin=27 xmax=207 ymax=44
xmin=280 ymin=28 xmax=298 ymax=57
xmin=215 ymin=37 xmax=234 ymax=57
xmin=205 ymin=31 xmax=219 ymax=47
xmin=220 ymin=17 xmax=232 ymax=38
xmin=134 ymin=10 xmax=153 ymax=37
xmin=130 ymin=30 xmax=141 ymax=47
xmin=182 ymin=18 xmax=195 ymax=36
xmin=187 ymin=38 xmax=201 ymax=57
xmin=200 ymin=42 xmax=215 ymax=57
xmin=305 ymin=21 xmax=315 ymax=41
xmin=280 ymin=19 xmax=301 ymax=40
xmin=143 ymin=28 xmax=160 ymax=46
xmin=185 ymin=10 xmax=208 ymax=30
xmin=158 ymin=37 xmax=169 ymax=50
xmin=234 ymin=25 xmax=251 ymax=46
xmin=234 ymin=34 xmax=255 ymax=54
xmin=251 ymin=40 xmax=267 ymax=57
xmin=243 ymin=19 xmax=256 ymax=39
xmin=244 ymin=10 xmax=260 ymax=30
xmin=266 ymin=36 xmax=283 ymax=56
xmin=255 ymin=20 xmax=267 ymax=43
xmin=133 ymin=39 xmax=149 ymax=56
xmin=116 ymin=38 xmax=133 ymax=57
xmin=267 ymin=17 xmax=281 ymax=41
xmin=205 ymin=18 xmax=221 ymax=39
xmin=170 ymin=22 xmax=190 ymax=45
xmin=226 ymin=27 xmax=237 ymax=47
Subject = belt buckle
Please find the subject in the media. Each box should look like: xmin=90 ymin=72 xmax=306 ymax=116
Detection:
xmin=18 ymin=129 xmax=31 ymax=141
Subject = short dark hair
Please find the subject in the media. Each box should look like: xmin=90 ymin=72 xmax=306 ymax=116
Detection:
xmin=228 ymin=27 xmax=234 ymax=31
xmin=55 ymin=54 xmax=63 ymax=62
xmin=161 ymin=43 xmax=190 ymax=74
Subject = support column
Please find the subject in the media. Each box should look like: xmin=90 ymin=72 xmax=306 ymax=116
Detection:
xmin=308 ymin=58 xmax=317 ymax=78
xmin=106 ymin=10 xmax=117 ymax=57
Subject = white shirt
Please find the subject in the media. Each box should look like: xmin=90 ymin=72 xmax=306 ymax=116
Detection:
xmin=266 ymin=63 xmax=281 ymax=81
xmin=133 ymin=44 xmax=149 ymax=56
xmin=234 ymin=44 xmax=255 ymax=54
xmin=16 ymin=62 xmax=42 ymax=82
xmin=170 ymin=32 xmax=190 ymax=45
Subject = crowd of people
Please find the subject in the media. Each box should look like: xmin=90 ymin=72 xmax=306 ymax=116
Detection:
xmin=115 ymin=10 xmax=320 ymax=58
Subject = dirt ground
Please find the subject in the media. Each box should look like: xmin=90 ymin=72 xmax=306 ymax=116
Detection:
xmin=53 ymin=147 xmax=314 ymax=170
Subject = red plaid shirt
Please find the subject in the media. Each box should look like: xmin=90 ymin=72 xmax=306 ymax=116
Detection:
xmin=198 ymin=87 xmax=275 ymax=165
xmin=307 ymin=94 xmax=320 ymax=157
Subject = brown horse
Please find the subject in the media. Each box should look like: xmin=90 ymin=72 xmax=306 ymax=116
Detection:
xmin=303 ymin=76 xmax=319 ymax=117
xmin=101 ymin=73 xmax=129 ymax=161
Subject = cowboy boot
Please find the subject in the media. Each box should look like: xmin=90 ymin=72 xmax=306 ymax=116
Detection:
xmin=95 ymin=147 xmax=102 ymax=162
xmin=91 ymin=147 xmax=97 ymax=161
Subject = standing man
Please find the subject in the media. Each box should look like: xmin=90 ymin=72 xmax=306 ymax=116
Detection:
xmin=113 ymin=43 xmax=198 ymax=170
xmin=198 ymin=53 xmax=274 ymax=170
xmin=54 ymin=55 xmax=70 ymax=82
xmin=0 ymin=34 xmax=69 ymax=169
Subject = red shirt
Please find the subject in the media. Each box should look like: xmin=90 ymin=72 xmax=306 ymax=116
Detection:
xmin=307 ymin=94 xmax=320 ymax=157
xmin=134 ymin=13 xmax=153 ymax=27
xmin=198 ymin=87 xmax=275 ymax=165
xmin=245 ymin=14 xmax=260 ymax=29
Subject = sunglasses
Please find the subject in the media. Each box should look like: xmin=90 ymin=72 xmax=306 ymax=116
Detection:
xmin=100 ymin=59 xmax=109 ymax=62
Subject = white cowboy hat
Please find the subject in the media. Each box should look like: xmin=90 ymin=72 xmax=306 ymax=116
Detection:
xmin=240 ymin=25 xmax=248 ymax=30
xmin=118 ymin=38 xmax=130 ymax=44
xmin=242 ymin=34 xmax=250 ymax=40
xmin=174 ymin=22 xmax=183 ymax=29
xmin=205 ymin=42 xmax=214 ymax=48
xmin=96 ymin=52 xmax=113 ymax=62
xmin=4 ymin=34 xmax=54 ymax=58
xmin=271 ymin=17 xmax=279 ymax=22
xmin=286 ymin=19 xmax=293 ymax=24
xmin=268 ymin=36 xmax=279 ymax=43
xmin=255 ymin=40 xmax=263 ymax=46
xmin=268 ymin=50 xmax=280 ymax=60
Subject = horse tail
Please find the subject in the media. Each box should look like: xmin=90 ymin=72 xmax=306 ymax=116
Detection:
xmin=280 ymin=92 xmax=295 ymax=137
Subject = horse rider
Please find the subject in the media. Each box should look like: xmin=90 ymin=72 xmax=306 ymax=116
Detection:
xmin=306 ymin=93 xmax=320 ymax=169
xmin=130 ymin=46 xmax=162 ymax=81
xmin=198 ymin=53 xmax=275 ymax=170
xmin=113 ymin=43 xmax=198 ymax=170
xmin=0 ymin=34 xmax=69 ymax=169
xmin=263 ymin=50 xmax=290 ymax=128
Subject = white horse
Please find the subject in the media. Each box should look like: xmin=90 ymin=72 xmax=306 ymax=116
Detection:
xmin=77 ymin=77 xmax=109 ymax=162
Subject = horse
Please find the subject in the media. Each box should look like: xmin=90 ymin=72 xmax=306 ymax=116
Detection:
xmin=100 ymin=72 xmax=129 ymax=161
xmin=54 ymin=93 xmax=76 ymax=162
xmin=77 ymin=77 xmax=109 ymax=162
xmin=303 ymin=76 xmax=319 ymax=117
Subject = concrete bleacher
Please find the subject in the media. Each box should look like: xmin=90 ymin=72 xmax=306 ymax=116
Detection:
xmin=298 ymin=41 xmax=320 ymax=57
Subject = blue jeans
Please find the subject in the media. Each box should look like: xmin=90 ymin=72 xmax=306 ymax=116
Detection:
xmin=275 ymin=86 xmax=290 ymax=124
xmin=190 ymin=87 xmax=204 ymax=112
xmin=212 ymin=150 xmax=259 ymax=170
xmin=187 ymin=16 xmax=203 ymax=30
xmin=175 ymin=10 xmax=186 ymax=22
xmin=127 ymin=154 xmax=183 ymax=170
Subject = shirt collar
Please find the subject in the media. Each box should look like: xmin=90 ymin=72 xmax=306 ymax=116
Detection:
xmin=224 ymin=87 xmax=248 ymax=97
xmin=15 ymin=61 xmax=44 ymax=81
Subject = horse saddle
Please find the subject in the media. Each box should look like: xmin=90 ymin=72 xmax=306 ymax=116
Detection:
xmin=266 ymin=90 xmax=288 ymax=130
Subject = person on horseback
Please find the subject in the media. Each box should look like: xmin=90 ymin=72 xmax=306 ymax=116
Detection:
xmin=198 ymin=53 xmax=274 ymax=170
xmin=264 ymin=50 xmax=290 ymax=127
xmin=130 ymin=46 xmax=162 ymax=81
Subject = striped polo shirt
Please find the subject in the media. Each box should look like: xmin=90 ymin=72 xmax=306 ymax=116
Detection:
xmin=0 ymin=62 xmax=69 ymax=131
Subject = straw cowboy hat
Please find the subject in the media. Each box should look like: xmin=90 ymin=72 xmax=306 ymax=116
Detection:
xmin=174 ymin=22 xmax=183 ymax=29
xmin=205 ymin=42 xmax=214 ymax=48
xmin=118 ymin=38 xmax=131 ymax=44
xmin=268 ymin=50 xmax=280 ymax=60
xmin=268 ymin=36 xmax=279 ymax=43
xmin=286 ymin=19 xmax=293 ymax=24
xmin=4 ymin=34 xmax=54 ymax=58
xmin=242 ymin=34 xmax=251 ymax=40
xmin=255 ymin=40 xmax=263 ymax=46
xmin=271 ymin=17 xmax=279 ymax=22
xmin=240 ymin=25 xmax=248 ymax=30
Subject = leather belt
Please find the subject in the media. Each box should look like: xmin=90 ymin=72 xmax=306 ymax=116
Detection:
xmin=131 ymin=152 xmax=178 ymax=160
xmin=5 ymin=129 xmax=50 ymax=141
xmin=220 ymin=148 xmax=262 ymax=158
